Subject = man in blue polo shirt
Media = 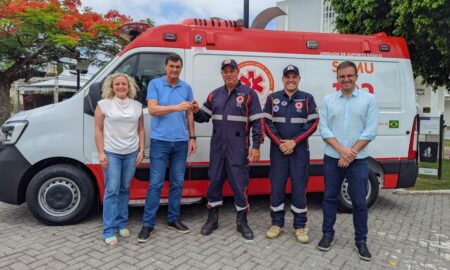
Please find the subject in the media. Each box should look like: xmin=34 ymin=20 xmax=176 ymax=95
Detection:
xmin=138 ymin=53 xmax=197 ymax=243
xmin=318 ymin=61 xmax=378 ymax=261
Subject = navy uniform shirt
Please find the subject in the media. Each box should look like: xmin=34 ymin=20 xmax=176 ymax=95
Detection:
xmin=263 ymin=89 xmax=319 ymax=147
xmin=194 ymin=81 xmax=264 ymax=151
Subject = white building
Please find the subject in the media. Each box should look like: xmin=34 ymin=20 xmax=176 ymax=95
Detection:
xmin=10 ymin=75 xmax=89 ymax=112
xmin=446 ymin=94 xmax=450 ymax=139
xmin=416 ymin=78 xmax=450 ymax=139
xmin=276 ymin=0 xmax=335 ymax=33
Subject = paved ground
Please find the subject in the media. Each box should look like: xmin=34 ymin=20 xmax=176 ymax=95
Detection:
xmin=0 ymin=191 xmax=449 ymax=270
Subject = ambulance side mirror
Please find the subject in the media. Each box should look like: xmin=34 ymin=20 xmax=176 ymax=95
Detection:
xmin=83 ymin=82 xmax=103 ymax=117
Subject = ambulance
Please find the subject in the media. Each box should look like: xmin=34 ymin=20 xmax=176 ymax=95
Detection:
xmin=0 ymin=18 xmax=418 ymax=225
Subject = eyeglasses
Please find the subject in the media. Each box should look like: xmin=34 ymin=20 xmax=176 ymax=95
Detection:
xmin=337 ymin=74 xmax=357 ymax=79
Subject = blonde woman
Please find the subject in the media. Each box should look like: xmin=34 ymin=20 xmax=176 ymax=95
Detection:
xmin=95 ymin=73 xmax=145 ymax=246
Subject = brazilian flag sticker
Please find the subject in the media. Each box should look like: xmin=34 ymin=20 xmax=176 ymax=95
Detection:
xmin=389 ymin=120 xmax=399 ymax=128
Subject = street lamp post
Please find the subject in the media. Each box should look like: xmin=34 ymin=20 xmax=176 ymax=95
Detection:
xmin=73 ymin=59 xmax=91 ymax=91
xmin=244 ymin=0 xmax=249 ymax=28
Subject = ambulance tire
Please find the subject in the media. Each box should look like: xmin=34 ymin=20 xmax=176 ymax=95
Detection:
xmin=337 ymin=171 xmax=379 ymax=213
xmin=26 ymin=164 xmax=95 ymax=225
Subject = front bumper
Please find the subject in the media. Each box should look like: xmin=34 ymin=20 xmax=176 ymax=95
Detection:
xmin=396 ymin=160 xmax=418 ymax=188
xmin=0 ymin=145 xmax=31 ymax=204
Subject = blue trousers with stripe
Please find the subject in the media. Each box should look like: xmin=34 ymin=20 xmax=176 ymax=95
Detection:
xmin=269 ymin=144 xmax=309 ymax=228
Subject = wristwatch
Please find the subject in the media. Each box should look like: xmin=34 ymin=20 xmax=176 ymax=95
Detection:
xmin=190 ymin=136 xmax=196 ymax=140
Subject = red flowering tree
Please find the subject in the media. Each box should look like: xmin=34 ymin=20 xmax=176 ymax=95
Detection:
xmin=0 ymin=0 xmax=131 ymax=125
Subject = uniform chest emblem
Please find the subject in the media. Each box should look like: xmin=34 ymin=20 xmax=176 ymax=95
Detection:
xmin=236 ymin=95 xmax=245 ymax=107
xmin=273 ymin=98 xmax=280 ymax=105
xmin=273 ymin=105 xmax=280 ymax=112
xmin=281 ymin=101 xmax=288 ymax=106
xmin=295 ymin=102 xmax=303 ymax=109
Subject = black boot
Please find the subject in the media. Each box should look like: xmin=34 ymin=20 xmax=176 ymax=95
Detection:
xmin=236 ymin=210 xmax=254 ymax=240
xmin=200 ymin=207 xmax=219 ymax=235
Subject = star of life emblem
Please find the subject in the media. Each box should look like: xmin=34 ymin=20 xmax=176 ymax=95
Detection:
xmin=238 ymin=61 xmax=275 ymax=108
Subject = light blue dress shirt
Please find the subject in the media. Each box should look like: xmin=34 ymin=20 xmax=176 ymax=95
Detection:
xmin=319 ymin=89 xmax=378 ymax=159
xmin=147 ymin=76 xmax=193 ymax=142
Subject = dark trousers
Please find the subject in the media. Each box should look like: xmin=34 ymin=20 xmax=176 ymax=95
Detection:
xmin=206 ymin=151 xmax=249 ymax=210
xmin=322 ymin=155 xmax=369 ymax=243
xmin=270 ymin=145 xmax=309 ymax=229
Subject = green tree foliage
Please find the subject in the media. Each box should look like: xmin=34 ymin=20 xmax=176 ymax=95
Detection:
xmin=142 ymin=18 xmax=155 ymax=28
xmin=331 ymin=0 xmax=449 ymax=90
xmin=0 ymin=0 xmax=132 ymax=125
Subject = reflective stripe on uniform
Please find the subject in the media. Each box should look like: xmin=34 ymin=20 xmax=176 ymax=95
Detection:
xmin=290 ymin=117 xmax=307 ymax=124
xmin=201 ymin=106 xmax=212 ymax=116
xmin=307 ymin=113 xmax=319 ymax=121
xmin=249 ymin=113 xmax=264 ymax=121
xmin=291 ymin=205 xmax=308 ymax=214
xmin=273 ymin=117 xmax=286 ymax=123
xmin=263 ymin=113 xmax=273 ymax=120
xmin=227 ymin=115 xmax=248 ymax=122
xmin=270 ymin=203 xmax=285 ymax=212
xmin=212 ymin=114 xmax=223 ymax=120
xmin=235 ymin=204 xmax=248 ymax=211
xmin=208 ymin=201 xmax=223 ymax=207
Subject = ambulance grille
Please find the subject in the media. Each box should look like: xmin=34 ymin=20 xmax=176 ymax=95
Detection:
xmin=180 ymin=18 xmax=240 ymax=28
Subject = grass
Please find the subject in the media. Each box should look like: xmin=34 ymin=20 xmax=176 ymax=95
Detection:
xmin=412 ymin=178 xmax=450 ymax=190
xmin=408 ymin=159 xmax=450 ymax=190
xmin=444 ymin=140 xmax=450 ymax=147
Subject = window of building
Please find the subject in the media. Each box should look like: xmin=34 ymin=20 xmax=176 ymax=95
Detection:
xmin=321 ymin=0 xmax=336 ymax=33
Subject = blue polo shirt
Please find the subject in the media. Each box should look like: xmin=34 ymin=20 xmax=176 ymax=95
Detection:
xmin=319 ymin=89 xmax=378 ymax=159
xmin=146 ymin=76 xmax=193 ymax=142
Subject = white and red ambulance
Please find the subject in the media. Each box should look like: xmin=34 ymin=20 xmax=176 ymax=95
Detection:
xmin=0 ymin=19 xmax=418 ymax=225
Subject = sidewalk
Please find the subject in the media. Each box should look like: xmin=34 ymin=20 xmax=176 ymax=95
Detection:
xmin=1 ymin=191 xmax=449 ymax=270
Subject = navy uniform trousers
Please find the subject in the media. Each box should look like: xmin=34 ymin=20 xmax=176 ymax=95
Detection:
xmin=270 ymin=144 xmax=310 ymax=228
xmin=263 ymin=89 xmax=319 ymax=228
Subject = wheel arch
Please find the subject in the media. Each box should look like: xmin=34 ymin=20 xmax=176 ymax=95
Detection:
xmin=368 ymin=156 xmax=384 ymax=188
xmin=18 ymin=157 xmax=99 ymax=205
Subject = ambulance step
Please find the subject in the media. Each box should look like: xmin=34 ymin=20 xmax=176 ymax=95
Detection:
xmin=129 ymin=197 xmax=203 ymax=206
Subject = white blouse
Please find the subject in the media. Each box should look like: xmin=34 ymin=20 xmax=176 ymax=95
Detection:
xmin=98 ymin=97 xmax=142 ymax=154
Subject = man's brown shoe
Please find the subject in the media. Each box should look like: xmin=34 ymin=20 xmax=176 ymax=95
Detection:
xmin=266 ymin=226 xmax=284 ymax=239
xmin=294 ymin=228 xmax=310 ymax=243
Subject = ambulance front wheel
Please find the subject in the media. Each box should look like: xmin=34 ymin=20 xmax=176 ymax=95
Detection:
xmin=337 ymin=171 xmax=379 ymax=213
xmin=26 ymin=164 xmax=96 ymax=225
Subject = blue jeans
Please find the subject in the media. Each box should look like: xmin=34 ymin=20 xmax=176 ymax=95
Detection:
xmin=143 ymin=139 xmax=188 ymax=227
xmin=322 ymin=155 xmax=368 ymax=243
xmin=102 ymin=150 xmax=138 ymax=239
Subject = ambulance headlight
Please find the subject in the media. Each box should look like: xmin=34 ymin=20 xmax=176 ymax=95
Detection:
xmin=0 ymin=121 xmax=28 ymax=145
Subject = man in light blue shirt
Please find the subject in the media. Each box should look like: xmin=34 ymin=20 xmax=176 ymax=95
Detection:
xmin=317 ymin=61 xmax=378 ymax=261
xmin=138 ymin=53 xmax=197 ymax=243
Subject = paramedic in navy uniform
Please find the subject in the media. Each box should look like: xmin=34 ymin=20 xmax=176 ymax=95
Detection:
xmin=137 ymin=53 xmax=197 ymax=243
xmin=192 ymin=59 xmax=264 ymax=240
xmin=318 ymin=61 xmax=378 ymax=261
xmin=263 ymin=65 xmax=319 ymax=243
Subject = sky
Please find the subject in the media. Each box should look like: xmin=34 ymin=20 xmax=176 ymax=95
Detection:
xmin=81 ymin=0 xmax=280 ymax=27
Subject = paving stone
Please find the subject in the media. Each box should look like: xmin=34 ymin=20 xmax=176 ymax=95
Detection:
xmin=9 ymin=262 xmax=31 ymax=270
xmin=0 ymin=191 xmax=449 ymax=269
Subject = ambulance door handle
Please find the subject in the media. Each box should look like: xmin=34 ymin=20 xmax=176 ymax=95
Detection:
xmin=406 ymin=131 xmax=410 ymax=134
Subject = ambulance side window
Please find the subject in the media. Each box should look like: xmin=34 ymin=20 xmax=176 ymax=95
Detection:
xmin=135 ymin=54 xmax=168 ymax=106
